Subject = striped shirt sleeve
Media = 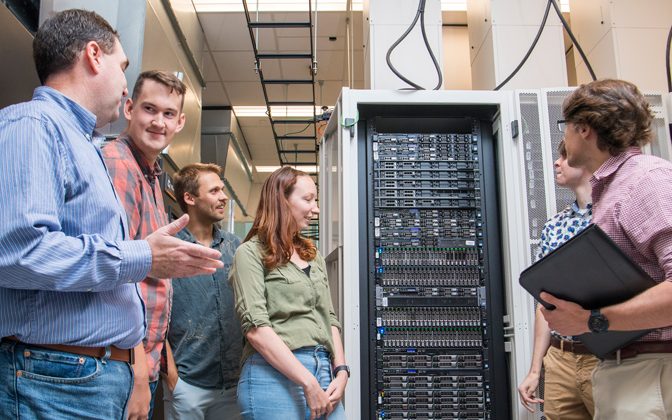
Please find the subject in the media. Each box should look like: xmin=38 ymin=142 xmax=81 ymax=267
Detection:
xmin=0 ymin=115 xmax=150 ymax=292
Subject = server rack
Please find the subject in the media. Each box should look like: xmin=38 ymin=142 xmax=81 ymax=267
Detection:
xmin=357 ymin=106 xmax=508 ymax=420
xmin=320 ymin=89 xmax=531 ymax=420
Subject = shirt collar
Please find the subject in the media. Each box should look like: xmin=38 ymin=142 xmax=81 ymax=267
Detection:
xmin=570 ymin=200 xmax=592 ymax=216
xmin=590 ymin=147 xmax=642 ymax=187
xmin=119 ymin=134 xmax=164 ymax=179
xmin=33 ymin=86 xmax=97 ymax=140
xmin=177 ymin=225 xmax=225 ymax=248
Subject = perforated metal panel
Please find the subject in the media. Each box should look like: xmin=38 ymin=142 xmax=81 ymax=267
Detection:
xmin=545 ymin=90 xmax=575 ymax=215
xmin=644 ymin=93 xmax=672 ymax=162
xmin=519 ymin=92 xmax=547 ymax=265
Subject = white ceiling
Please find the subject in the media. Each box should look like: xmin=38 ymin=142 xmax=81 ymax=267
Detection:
xmin=198 ymin=9 xmax=365 ymax=168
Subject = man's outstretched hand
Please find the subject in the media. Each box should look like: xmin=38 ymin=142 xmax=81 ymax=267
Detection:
xmin=146 ymin=215 xmax=223 ymax=279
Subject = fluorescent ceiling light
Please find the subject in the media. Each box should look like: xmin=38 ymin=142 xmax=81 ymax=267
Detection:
xmin=440 ymin=0 xmax=466 ymax=12
xmin=255 ymin=165 xmax=282 ymax=172
xmin=194 ymin=0 xmax=567 ymax=13
xmin=195 ymin=1 xmax=497 ymax=13
xmin=194 ymin=0 xmax=364 ymax=12
xmin=234 ymin=105 xmax=320 ymax=118
xmin=256 ymin=165 xmax=319 ymax=173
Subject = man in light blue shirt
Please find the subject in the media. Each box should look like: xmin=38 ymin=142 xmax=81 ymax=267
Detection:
xmin=0 ymin=9 xmax=222 ymax=419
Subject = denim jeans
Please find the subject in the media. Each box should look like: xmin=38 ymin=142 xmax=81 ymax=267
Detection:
xmin=0 ymin=339 xmax=133 ymax=419
xmin=148 ymin=379 xmax=159 ymax=419
xmin=237 ymin=346 xmax=346 ymax=420
xmin=163 ymin=377 xmax=241 ymax=420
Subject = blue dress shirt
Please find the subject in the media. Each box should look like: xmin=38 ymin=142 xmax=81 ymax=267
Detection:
xmin=0 ymin=87 xmax=152 ymax=348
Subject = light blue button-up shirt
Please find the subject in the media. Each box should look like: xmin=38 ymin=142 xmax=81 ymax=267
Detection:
xmin=0 ymin=87 xmax=152 ymax=348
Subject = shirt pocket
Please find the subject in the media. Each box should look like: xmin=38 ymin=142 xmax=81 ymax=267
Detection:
xmin=265 ymin=266 xmax=298 ymax=284
xmin=311 ymin=264 xmax=332 ymax=306
xmin=264 ymin=266 xmax=311 ymax=316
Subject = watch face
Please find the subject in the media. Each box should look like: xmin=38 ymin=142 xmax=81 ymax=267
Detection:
xmin=589 ymin=313 xmax=608 ymax=333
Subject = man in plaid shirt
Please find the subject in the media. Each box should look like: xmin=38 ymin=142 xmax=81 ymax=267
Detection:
xmin=103 ymin=70 xmax=186 ymax=420
xmin=541 ymin=79 xmax=672 ymax=419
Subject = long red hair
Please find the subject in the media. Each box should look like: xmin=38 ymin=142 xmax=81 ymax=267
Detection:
xmin=244 ymin=166 xmax=317 ymax=270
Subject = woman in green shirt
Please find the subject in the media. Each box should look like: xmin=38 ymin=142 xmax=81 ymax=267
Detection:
xmin=230 ymin=167 xmax=348 ymax=420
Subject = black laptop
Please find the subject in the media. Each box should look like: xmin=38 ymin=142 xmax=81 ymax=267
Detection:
xmin=519 ymin=224 xmax=657 ymax=358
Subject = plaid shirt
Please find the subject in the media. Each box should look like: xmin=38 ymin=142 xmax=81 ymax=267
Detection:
xmin=103 ymin=135 xmax=171 ymax=381
xmin=590 ymin=147 xmax=672 ymax=342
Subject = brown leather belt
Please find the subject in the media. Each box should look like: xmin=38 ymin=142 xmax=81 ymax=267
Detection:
xmin=603 ymin=341 xmax=672 ymax=361
xmin=550 ymin=336 xmax=593 ymax=355
xmin=4 ymin=336 xmax=134 ymax=364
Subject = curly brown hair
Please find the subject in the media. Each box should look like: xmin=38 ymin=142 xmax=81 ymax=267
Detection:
xmin=562 ymin=79 xmax=654 ymax=156
xmin=244 ymin=166 xmax=316 ymax=270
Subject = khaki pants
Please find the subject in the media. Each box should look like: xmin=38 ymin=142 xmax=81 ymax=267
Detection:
xmin=542 ymin=345 xmax=599 ymax=420
xmin=593 ymin=353 xmax=672 ymax=419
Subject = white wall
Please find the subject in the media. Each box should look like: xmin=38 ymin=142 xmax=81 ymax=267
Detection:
xmin=442 ymin=26 xmax=472 ymax=90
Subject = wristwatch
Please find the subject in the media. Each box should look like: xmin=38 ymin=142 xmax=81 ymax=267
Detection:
xmin=333 ymin=364 xmax=350 ymax=378
xmin=588 ymin=309 xmax=609 ymax=333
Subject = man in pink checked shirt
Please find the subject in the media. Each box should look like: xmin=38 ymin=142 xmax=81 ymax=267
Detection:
xmin=541 ymin=79 xmax=672 ymax=420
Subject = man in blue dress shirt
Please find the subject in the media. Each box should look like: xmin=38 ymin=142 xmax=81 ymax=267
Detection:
xmin=0 ymin=9 xmax=222 ymax=419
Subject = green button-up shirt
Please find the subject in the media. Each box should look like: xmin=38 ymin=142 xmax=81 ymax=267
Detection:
xmin=229 ymin=236 xmax=341 ymax=363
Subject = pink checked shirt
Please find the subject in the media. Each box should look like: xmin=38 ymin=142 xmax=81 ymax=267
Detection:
xmin=590 ymin=147 xmax=672 ymax=342
xmin=103 ymin=136 xmax=172 ymax=381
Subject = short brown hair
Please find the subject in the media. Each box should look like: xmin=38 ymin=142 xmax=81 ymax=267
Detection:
xmin=132 ymin=70 xmax=187 ymax=110
xmin=557 ymin=139 xmax=567 ymax=158
xmin=33 ymin=9 xmax=119 ymax=84
xmin=562 ymin=79 xmax=654 ymax=156
xmin=173 ymin=163 xmax=222 ymax=212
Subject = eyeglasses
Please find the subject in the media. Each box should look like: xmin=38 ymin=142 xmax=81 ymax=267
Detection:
xmin=557 ymin=120 xmax=567 ymax=133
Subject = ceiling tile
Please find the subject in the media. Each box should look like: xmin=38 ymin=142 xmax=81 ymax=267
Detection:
xmin=310 ymin=50 xmax=347 ymax=79
xmin=199 ymin=13 xmax=251 ymax=52
xmin=202 ymin=81 xmax=231 ymax=106
xmin=315 ymin=80 xmax=346 ymax=107
xmin=212 ymin=51 xmax=278 ymax=82
xmin=265 ymin=83 xmax=314 ymax=102
xmin=237 ymin=116 xmax=270 ymax=127
xmin=275 ymin=36 xmax=312 ymax=52
xmin=223 ymin=82 xmax=266 ymax=105
xmin=203 ymin=53 xmax=220 ymax=82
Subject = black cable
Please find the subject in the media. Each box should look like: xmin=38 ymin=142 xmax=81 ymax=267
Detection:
xmin=419 ymin=1 xmax=443 ymax=90
xmin=282 ymin=123 xmax=313 ymax=137
xmin=550 ymin=0 xmax=597 ymax=81
xmin=494 ymin=0 xmax=552 ymax=90
xmin=666 ymin=24 xmax=672 ymax=93
xmin=385 ymin=0 xmax=443 ymax=90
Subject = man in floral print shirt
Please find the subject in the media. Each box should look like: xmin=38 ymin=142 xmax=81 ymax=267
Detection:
xmin=518 ymin=140 xmax=598 ymax=419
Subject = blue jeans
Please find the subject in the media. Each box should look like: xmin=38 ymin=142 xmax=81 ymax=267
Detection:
xmin=148 ymin=379 xmax=159 ymax=419
xmin=0 ymin=339 xmax=133 ymax=419
xmin=237 ymin=346 xmax=346 ymax=420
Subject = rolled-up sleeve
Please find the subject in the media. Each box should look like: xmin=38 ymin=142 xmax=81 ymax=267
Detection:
xmin=229 ymin=242 xmax=272 ymax=334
